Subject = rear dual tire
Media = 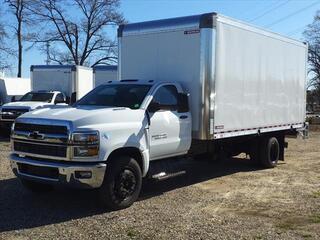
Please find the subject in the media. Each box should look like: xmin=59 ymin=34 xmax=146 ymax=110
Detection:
xmin=250 ymin=136 xmax=280 ymax=168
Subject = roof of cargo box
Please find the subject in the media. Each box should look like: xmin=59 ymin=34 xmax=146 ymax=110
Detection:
xmin=93 ymin=65 xmax=118 ymax=71
xmin=118 ymin=12 xmax=217 ymax=37
xmin=118 ymin=12 xmax=307 ymax=47
xmin=30 ymin=65 xmax=92 ymax=71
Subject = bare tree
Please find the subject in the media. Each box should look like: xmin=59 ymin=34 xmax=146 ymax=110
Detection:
xmin=304 ymin=10 xmax=320 ymax=99
xmin=5 ymin=0 xmax=35 ymax=77
xmin=0 ymin=18 xmax=11 ymax=72
xmin=32 ymin=0 xmax=123 ymax=67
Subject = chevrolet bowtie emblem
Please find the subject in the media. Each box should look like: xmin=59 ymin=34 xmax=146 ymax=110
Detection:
xmin=28 ymin=131 xmax=45 ymax=140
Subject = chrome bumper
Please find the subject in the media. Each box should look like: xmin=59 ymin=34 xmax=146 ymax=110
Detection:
xmin=10 ymin=154 xmax=106 ymax=189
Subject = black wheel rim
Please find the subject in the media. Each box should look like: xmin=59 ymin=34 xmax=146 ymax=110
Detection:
xmin=270 ymin=141 xmax=279 ymax=163
xmin=114 ymin=169 xmax=137 ymax=200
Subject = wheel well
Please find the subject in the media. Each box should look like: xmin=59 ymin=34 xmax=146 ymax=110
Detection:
xmin=107 ymin=147 xmax=144 ymax=172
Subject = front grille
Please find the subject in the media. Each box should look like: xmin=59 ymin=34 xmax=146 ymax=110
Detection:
xmin=1 ymin=114 xmax=16 ymax=120
xmin=14 ymin=141 xmax=67 ymax=158
xmin=18 ymin=163 xmax=59 ymax=179
xmin=1 ymin=108 xmax=29 ymax=120
xmin=15 ymin=123 xmax=68 ymax=135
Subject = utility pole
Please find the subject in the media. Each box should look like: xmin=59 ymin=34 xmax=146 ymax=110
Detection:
xmin=46 ymin=41 xmax=50 ymax=65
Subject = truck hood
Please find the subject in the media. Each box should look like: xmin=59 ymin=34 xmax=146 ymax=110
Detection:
xmin=1 ymin=101 xmax=51 ymax=110
xmin=18 ymin=106 xmax=145 ymax=129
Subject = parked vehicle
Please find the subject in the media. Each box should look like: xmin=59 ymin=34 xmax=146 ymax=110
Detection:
xmin=0 ymin=77 xmax=31 ymax=105
xmin=31 ymin=65 xmax=93 ymax=102
xmin=0 ymin=77 xmax=31 ymax=130
xmin=0 ymin=65 xmax=93 ymax=129
xmin=93 ymin=65 xmax=118 ymax=87
xmin=10 ymin=13 xmax=307 ymax=210
xmin=0 ymin=90 xmax=67 ymax=128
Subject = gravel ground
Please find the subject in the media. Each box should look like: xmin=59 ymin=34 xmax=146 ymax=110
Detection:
xmin=0 ymin=131 xmax=319 ymax=240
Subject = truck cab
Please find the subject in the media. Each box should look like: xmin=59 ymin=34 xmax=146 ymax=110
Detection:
xmin=0 ymin=90 xmax=67 ymax=129
xmin=10 ymin=80 xmax=191 ymax=209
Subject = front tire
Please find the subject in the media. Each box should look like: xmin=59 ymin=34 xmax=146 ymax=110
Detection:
xmin=99 ymin=156 xmax=142 ymax=210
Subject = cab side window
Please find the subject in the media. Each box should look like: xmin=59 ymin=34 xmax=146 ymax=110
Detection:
xmin=153 ymin=85 xmax=178 ymax=111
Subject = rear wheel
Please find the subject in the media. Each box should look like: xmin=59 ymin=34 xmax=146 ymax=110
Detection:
xmin=20 ymin=179 xmax=53 ymax=193
xmin=260 ymin=137 xmax=280 ymax=168
xmin=99 ymin=156 xmax=142 ymax=210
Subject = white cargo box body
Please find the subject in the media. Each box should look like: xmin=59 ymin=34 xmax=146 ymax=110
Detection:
xmin=31 ymin=65 xmax=93 ymax=100
xmin=119 ymin=13 xmax=307 ymax=140
xmin=93 ymin=65 xmax=118 ymax=87
xmin=0 ymin=77 xmax=31 ymax=104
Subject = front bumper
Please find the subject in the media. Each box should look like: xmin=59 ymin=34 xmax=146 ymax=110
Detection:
xmin=10 ymin=154 xmax=106 ymax=189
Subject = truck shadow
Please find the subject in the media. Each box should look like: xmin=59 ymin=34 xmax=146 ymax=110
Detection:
xmin=0 ymin=130 xmax=10 ymax=141
xmin=139 ymin=157 xmax=262 ymax=200
xmin=0 ymin=157 xmax=262 ymax=232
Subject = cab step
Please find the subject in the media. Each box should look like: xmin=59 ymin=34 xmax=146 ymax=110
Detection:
xmin=147 ymin=157 xmax=191 ymax=181
xmin=151 ymin=170 xmax=186 ymax=181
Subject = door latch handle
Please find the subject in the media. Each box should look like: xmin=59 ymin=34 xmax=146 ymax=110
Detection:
xmin=180 ymin=115 xmax=188 ymax=119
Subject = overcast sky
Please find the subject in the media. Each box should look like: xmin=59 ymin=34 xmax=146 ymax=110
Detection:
xmin=3 ymin=0 xmax=320 ymax=77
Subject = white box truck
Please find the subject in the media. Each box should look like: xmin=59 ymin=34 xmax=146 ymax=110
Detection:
xmin=93 ymin=65 xmax=118 ymax=87
xmin=31 ymin=65 xmax=93 ymax=101
xmin=9 ymin=13 xmax=307 ymax=210
xmin=0 ymin=77 xmax=31 ymax=105
xmin=0 ymin=65 xmax=93 ymax=128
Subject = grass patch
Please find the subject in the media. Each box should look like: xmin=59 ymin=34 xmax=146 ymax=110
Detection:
xmin=310 ymin=214 xmax=320 ymax=224
xmin=254 ymin=236 xmax=263 ymax=240
xmin=277 ymin=222 xmax=297 ymax=231
xmin=301 ymin=233 xmax=312 ymax=239
xmin=312 ymin=191 xmax=320 ymax=198
xmin=126 ymin=228 xmax=139 ymax=239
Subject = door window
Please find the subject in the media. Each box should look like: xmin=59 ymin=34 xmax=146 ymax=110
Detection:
xmin=153 ymin=85 xmax=178 ymax=110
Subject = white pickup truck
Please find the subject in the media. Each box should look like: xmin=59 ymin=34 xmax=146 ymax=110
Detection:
xmin=0 ymin=65 xmax=93 ymax=130
xmin=0 ymin=90 xmax=67 ymax=130
xmin=9 ymin=13 xmax=308 ymax=210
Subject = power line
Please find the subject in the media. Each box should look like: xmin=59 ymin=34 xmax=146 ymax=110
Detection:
xmin=286 ymin=25 xmax=307 ymax=36
xmin=249 ymin=0 xmax=291 ymax=22
xmin=264 ymin=0 xmax=320 ymax=28
xmin=241 ymin=1 xmax=275 ymax=20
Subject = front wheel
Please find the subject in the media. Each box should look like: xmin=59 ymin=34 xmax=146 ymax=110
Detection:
xmin=99 ymin=156 xmax=142 ymax=210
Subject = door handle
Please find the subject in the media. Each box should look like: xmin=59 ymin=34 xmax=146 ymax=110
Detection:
xmin=180 ymin=115 xmax=188 ymax=119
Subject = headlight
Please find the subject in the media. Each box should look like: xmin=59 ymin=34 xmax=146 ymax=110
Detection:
xmin=74 ymin=146 xmax=99 ymax=157
xmin=72 ymin=131 xmax=99 ymax=145
xmin=71 ymin=131 xmax=99 ymax=158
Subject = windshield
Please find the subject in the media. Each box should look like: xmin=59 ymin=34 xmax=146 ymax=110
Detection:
xmin=75 ymin=84 xmax=151 ymax=109
xmin=20 ymin=92 xmax=54 ymax=102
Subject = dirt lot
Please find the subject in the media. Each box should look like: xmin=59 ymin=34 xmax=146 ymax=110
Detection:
xmin=0 ymin=131 xmax=319 ymax=240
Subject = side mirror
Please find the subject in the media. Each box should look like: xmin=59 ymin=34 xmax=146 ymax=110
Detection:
xmin=148 ymin=101 xmax=161 ymax=113
xmin=70 ymin=92 xmax=77 ymax=105
xmin=65 ymin=96 xmax=71 ymax=105
xmin=178 ymin=93 xmax=189 ymax=113
xmin=11 ymin=96 xmax=16 ymax=102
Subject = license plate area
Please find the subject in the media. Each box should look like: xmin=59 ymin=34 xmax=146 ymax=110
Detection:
xmin=18 ymin=163 xmax=59 ymax=180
